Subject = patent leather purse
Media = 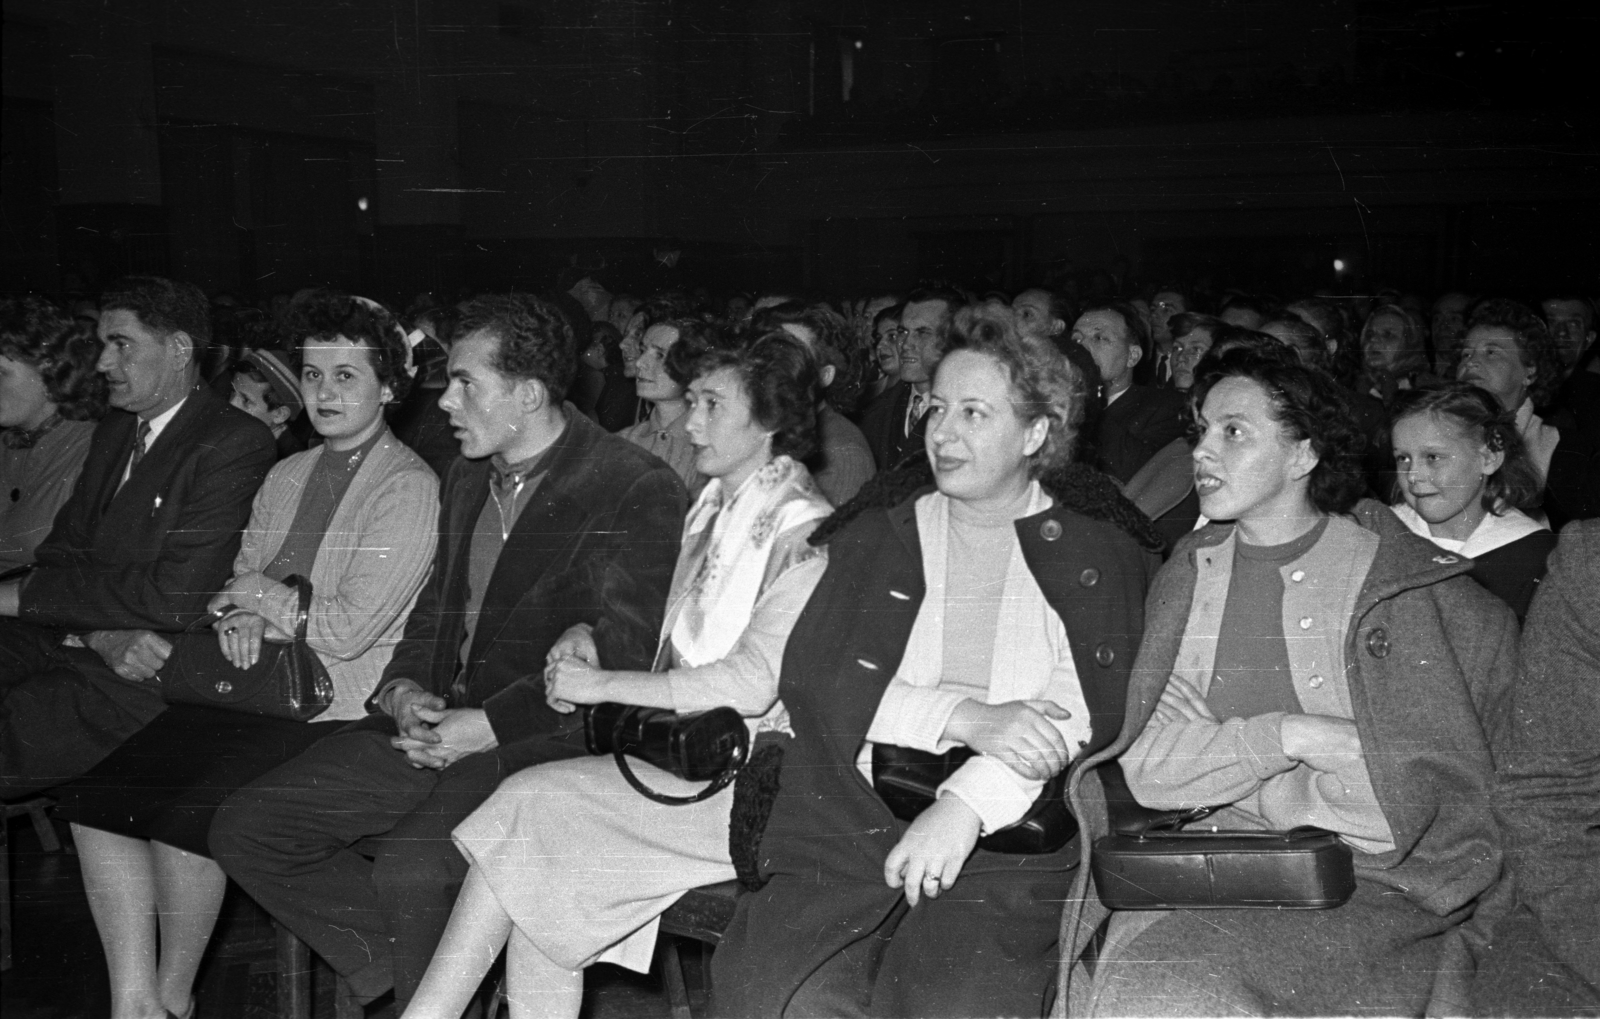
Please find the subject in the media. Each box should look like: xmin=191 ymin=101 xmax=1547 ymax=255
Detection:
xmin=870 ymin=743 xmax=1077 ymax=855
xmin=584 ymin=702 xmax=750 ymax=805
xmin=159 ymin=575 xmax=334 ymax=722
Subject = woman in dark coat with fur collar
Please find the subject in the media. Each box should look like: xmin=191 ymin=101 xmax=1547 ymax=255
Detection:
xmin=711 ymin=306 xmax=1164 ymax=1019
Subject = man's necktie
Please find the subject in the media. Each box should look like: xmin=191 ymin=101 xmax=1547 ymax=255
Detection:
xmin=128 ymin=420 xmax=152 ymax=473
xmin=906 ymin=391 xmax=927 ymax=437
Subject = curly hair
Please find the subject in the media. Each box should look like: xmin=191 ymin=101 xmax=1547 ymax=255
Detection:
xmin=1465 ymin=298 xmax=1564 ymax=407
xmin=1391 ymin=383 xmax=1543 ymax=515
xmin=944 ymin=304 xmax=1087 ymax=478
xmin=676 ymin=330 xmax=819 ymax=461
xmin=100 ymin=275 xmax=212 ymax=354
xmin=1191 ymin=348 xmax=1368 ymax=515
xmin=288 ymin=291 xmax=413 ymax=404
xmin=0 ymin=296 xmax=108 ymax=421
xmin=456 ymin=293 xmax=577 ymax=402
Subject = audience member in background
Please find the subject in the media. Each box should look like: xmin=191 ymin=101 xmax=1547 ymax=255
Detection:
xmin=210 ymin=294 xmax=686 ymax=1012
xmin=1389 ymin=384 xmax=1555 ymax=620
xmin=402 ymin=333 xmax=833 ymax=1019
xmin=1469 ymin=520 xmax=1600 ymax=1016
xmin=1073 ymin=300 xmax=1186 ymax=483
xmin=1147 ymin=288 xmax=1188 ymax=385
xmin=712 ymin=305 xmax=1163 ymax=1019
xmin=1012 ymin=286 xmax=1072 ymax=352
xmin=570 ymin=323 xmax=609 ymax=421
xmin=229 ymin=349 xmax=307 ymax=460
xmin=0 ymin=276 xmax=275 ymax=795
xmin=1260 ymin=314 xmax=1326 ymax=370
xmin=619 ymin=316 xmax=713 ymax=498
xmin=1066 ymin=350 xmax=1518 ymax=1018
xmin=1457 ymin=298 xmax=1600 ymax=523
xmin=758 ymin=304 xmax=876 ymax=505
xmin=1358 ymin=302 xmax=1436 ymax=405
xmin=867 ymin=302 xmax=904 ymax=402
xmin=1217 ymin=293 xmax=1269 ymax=330
xmin=860 ymin=287 xmax=961 ymax=471
xmin=1286 ymin=297 xmax=1351 ymax=371
xmin=1431 ymin=291 xmax=1473 ymax=374
xmin=1542 ymin=294 xmax=1600 ymax=439
xmin=1264 ymin=313 xmax=1392 ymax=495
xmin=53 ymin=291 xmax=438 ymax=1019
xmin=1166 ymin=312 xmax=1221 ymax=392
xmin=389 ymin=304 xmax=461 ymax=479
xmin=587 ymin=322 xmax=638 ymax=432
xmin=0 ymin=298 xmax=106 ymax=573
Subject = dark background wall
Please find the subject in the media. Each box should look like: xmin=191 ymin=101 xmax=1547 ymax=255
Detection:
xmin=3 ymin=0 xmax=1595 ymax=303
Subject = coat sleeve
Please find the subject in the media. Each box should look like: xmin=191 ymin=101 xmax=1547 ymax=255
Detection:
xmin=480 ymin=463 xmax=685 ymax=742
xmin=20 ymin=418 xmax=275 ymax=631
xmin=1122 ymin=708 xmax=1298 ymax=809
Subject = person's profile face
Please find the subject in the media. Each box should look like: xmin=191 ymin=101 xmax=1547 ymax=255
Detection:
xmin=96 ymin=308 xmax=191 ymax=418
xmin=634 ymin=324 xmax=683 ymax=404
xmin=1072 ymin=310 xmax=1138 ymax=389
xmin=438 ymin=330 xmax=527 ymax=460
xmin=0 ymin=353 xmax=53 ymax=431
xmin=1192 ymin=376 xmax=1313 ymax=526
xmin=684 ymin=366 xmax=771 ymax=490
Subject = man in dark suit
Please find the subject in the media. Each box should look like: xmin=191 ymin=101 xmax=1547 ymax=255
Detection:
xmin=1073 ymin=300 xmax=1188 ymax=484
xmin=211 ymin=294 xmax=686 ymax=1010
xmin=859 ymin=287 xmax=960 ymax=471
xmin=0 ymin=276 xmax=276 ymax=795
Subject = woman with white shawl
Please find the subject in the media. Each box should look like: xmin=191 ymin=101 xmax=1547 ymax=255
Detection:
xmin=402 ymin=332 xmax=832 ymax=1019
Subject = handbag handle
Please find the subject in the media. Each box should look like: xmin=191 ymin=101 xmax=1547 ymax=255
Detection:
xmin=187 ymin=575 xmax=315 ymax=640
xmin=610 ymin=748 xmax=739 ymax=806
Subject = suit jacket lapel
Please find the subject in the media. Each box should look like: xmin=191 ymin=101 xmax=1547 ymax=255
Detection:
xmin=103 ymin=385 xmax=211 ymax=516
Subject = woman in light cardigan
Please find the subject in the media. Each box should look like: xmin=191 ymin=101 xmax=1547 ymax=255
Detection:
xmin=53 ymin=292 xmax=437 ymax=1019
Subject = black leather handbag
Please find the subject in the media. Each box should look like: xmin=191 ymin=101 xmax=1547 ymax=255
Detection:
xmin=159 ymin=575 xmax=335 ymax=722
xmin=583 ymin=702 xmax=750 ymax=806
xmin=1091 ymin=819 xmax=1356 ymax=910
xmin=870 ymin=743 xmax=1077 ymax=855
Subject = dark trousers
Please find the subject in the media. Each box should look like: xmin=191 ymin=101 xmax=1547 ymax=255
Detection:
xmin=208 ymin=714 xmax=586 ymax=1007
xmin=0 ymin=617 xmax=168 ymax=797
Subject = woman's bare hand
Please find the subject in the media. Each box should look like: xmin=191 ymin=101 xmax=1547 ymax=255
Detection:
xmin=216 ymin=611 xmax=268 ymax=670
xmin=884 ymin=795 xmax=982 ymax=906
xmin=544 ymin=655 xmax=610 ymax=714
xmin=546 ymin=622 xmax=599 ymax=667
xmin=943 ymin=699 xmax=1071 ymax=781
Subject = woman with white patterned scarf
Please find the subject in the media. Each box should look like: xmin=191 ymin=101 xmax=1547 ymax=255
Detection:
xmin=402 ymin=332 xmax=832 ymax=1019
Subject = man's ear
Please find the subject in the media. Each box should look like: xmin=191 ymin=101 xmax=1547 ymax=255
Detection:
xmin=514 ymin=375 xmax=550 ymax=415
xmin=168 ymin=330 xmax=196 ymax=369
xmin=819 ymin=364 xmax=837 ymax=389
xmin=1125 ymin=342 xmax=1143 ymax=369
xmin=267 ymin=404 xmax=293 ymax=429
xmin=1048 ymin=318 xmax=1066 ymax=338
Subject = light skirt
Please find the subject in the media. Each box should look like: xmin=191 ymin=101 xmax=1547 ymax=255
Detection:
xmin=452 ymin=753 xmax=736 ymax=973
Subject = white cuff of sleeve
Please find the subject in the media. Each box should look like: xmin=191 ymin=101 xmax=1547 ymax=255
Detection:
xmin=866 ymin=682 xmax=969 ymax=754
xmin=937 ymin=755 xmax=1043 ymax=835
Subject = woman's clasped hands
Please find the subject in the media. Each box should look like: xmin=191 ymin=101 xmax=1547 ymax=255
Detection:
xmin=206 ymin=584 xmax=292 ymax=671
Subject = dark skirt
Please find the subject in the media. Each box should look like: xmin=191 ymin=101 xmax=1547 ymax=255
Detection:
xmin=53 ymin=702 xmax=343 ymax=857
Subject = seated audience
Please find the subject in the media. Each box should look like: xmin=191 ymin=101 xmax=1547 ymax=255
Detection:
xmin=1469 ymin=520 xmax=1600 ymax=1016
xmin=1458 ymin=298 xmax=1600 ymax=523
xmin=209 ymin=293 xmax=686 ymax=1011
xmin=1147 ymin=287 xmax=1188 ymax=385
xmin=52 ymin=291 xmax=438 ymax=1019
xmin=228 ymin=348 xmax=308 ymax=460
xmin=1390 ymin=384 xmax=1555 ymax=620
xmin=1073 ymin=300 xmax=1187 ymax=483
xmin=1012 ymin=286 xmax=1073 ymax=352
xmin=1432 ymin=291 xmax=1473 ymax=373
xmin=0 ymin=276 xmax=275 ymax=795
xmin=1217 ymin=293 xmax=1270 ymax=330
xmin=711 ymin=306 xmax=1164 ymax=1019
xmin=860 ymin=287 xmax=961 ymax=471
xmin=391 ymin=305 xmax=464 ymax=478
xmin=619 ymin=315 xmax=711 ymax=497
xmin=1063 ymin=350 xmax=1518 ymax=1017
xmin=1542 ymin=294 xmax=1600 ymax=441
xmin=0 ymin=297 xmax=106 ymax=572
xmin=402 ymin=332 xmax=833 ymax=1019
xmin=587 ymin=322 xmax=638 ymax=432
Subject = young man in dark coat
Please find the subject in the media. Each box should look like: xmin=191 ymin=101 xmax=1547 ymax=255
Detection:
xmin=210 ymin=293 xmax=686 ymax=1011
xmin=0 ymin=276 xmax=276 ymax=794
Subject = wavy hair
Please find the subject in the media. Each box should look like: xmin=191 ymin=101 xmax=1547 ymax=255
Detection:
xmin=1191 ymin=348 xmax=1368 ymax=514
xmin=0 ymin=296 xmax=108 ymax=421
xmin=100 ymin=276 xmax=212 ymax=355
xmin=1391 ymin=383 xmax=1543 ymax=515
xmin=456 ymin=293 xmax=578 ymax=402
xmin=1466 ymin=298 xmax=1564 ymax=407
xmin=675 ymin=330 xmax=819 ymax=461
xmin=288 ymin=291 xmax=413 ymax=403
xmin=944 ymin=304 xmax=1086 ymax=478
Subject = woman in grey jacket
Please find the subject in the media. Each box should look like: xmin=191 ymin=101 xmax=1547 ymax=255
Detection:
xmin=53 ymin=292 xmax=438 ymax=1019
xmin=1063 ymin=350 xmax=1520 ymax=1018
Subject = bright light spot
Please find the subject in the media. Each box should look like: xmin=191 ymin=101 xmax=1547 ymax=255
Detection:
xmin=1333 ymin=258 xmax=1346 ymax=273
xmin=357 ymin=196 xmax=369 ymax=212
xmin=854 ymin=39 xmax=863 ymax=49
xmin=1455 ymin=50 xmax=1465 ymax=58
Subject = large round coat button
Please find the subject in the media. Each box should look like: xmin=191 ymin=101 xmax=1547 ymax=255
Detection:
xmin=1040 ymin=519 xmax=1062 ymax=541
xmin=1094 ymin=643 xmax=1115 ymax=667
xmin=1079 ymin=568 xmax=1100 ymax=587
xmin=1366 ymin=628 xmax=1390 ymax=658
